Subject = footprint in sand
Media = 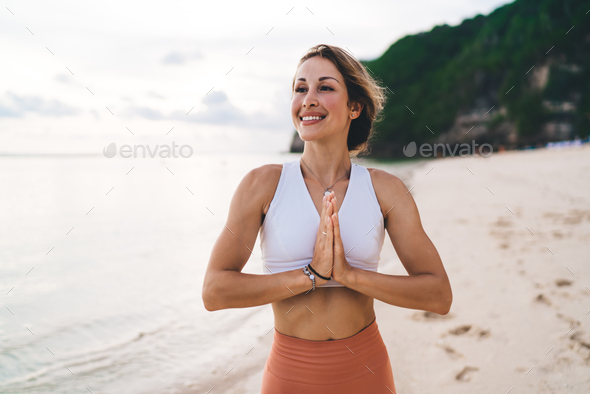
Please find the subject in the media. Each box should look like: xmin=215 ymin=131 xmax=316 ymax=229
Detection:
xmin=449 ymin=325 xmax=472 ymax=335
xmin=436 ymin=342 xmax=464 ymax=360
xmin=555 ymin=278 xmax=573 ymax=287
xmin=446 ymin=324 xmax=491 ymax=339
xmin=569 ymin=330 xmax=590 ymax=359
xmin=544 ymin=209 xmax=590 ymax=225
xmin=492 ymin=216 xmax=513 ymax=227
xmin=410 ymin=311 xmax=454 ymax=321
xmin=556 ymin=313 xmax=580 ymax=326
xmin=455 ymin=366 xmax=479 ymax=382
xmin=489 ymin=216 xmax=515 ymax=242
xmin=535 ymin=293 xmax=552 ymax=306
xmin=552 ymin=230 xmax=564 ymax=238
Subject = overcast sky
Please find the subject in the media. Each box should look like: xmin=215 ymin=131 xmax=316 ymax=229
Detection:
xmin=0 ymin=0 xmax=513 ymax=154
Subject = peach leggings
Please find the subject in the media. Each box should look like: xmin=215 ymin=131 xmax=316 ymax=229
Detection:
xmin=261 ymin=318 xmax=396 ymax=393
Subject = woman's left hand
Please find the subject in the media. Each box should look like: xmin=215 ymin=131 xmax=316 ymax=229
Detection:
xmin=329 ymin=195 xmax=355 ymax=285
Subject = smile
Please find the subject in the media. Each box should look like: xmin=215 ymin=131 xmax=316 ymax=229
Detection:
xmin=300 ymin=115 xmax=326 ymax=125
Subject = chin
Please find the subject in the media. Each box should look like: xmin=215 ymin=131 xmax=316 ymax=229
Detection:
xmin=297 ymin=131 xmax=321 ymax=142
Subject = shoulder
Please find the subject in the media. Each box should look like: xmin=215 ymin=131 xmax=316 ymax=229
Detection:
xmin=237 ymin=163 xmax=281 ymax=185
xmin=366 ymin=167 xmax=410 ymax=216
xmin=239 ymin=163 xmax=282 ymax=194
xmin=238 ymin=163 xmax=283 ymax=216
xmin=247 ymin=163 xmax=282 ymax=182
xmin=367 ymin=167 xmax=408 ymax=195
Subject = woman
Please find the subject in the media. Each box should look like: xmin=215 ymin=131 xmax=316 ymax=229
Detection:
xmin=202 ymin=44 xmax=452 ymax=393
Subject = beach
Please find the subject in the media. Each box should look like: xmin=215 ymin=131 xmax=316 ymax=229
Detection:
xmin=213 ymin=144 xmax=590 ymax=393
xmin=1 ymin=146 xmax=589 ymax=393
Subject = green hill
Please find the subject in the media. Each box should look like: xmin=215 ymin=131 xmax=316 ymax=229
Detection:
xmin=361 ymin=0 xmax=590 ymax=157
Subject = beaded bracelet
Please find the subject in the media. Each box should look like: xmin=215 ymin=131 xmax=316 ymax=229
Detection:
xmin=303 ymin=265 xmax=315 ymax=291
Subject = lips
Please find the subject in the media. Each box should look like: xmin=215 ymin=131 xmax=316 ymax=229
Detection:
xmin=299 ymin=112 xmax=327 ymax=119
xmin=300 ymin=115 xmax=326 ymax=125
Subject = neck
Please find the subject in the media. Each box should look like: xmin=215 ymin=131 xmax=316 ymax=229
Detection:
xmin=300 ymin=142 xmax=351 ymax=186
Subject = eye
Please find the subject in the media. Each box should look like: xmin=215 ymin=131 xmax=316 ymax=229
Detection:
xmin=295 ymin=85 xmax=333 ymax=93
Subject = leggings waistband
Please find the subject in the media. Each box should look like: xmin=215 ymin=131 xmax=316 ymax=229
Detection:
xmin=268 ymin=318 xmax=390 ymax=383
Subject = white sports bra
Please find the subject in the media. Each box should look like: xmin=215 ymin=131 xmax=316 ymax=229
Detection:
xmin=259 ymin=159 xmax=385 ymax=287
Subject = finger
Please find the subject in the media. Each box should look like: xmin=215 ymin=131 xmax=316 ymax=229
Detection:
xmin=332 ymin=210 xmax=340 ymax=240
xmin=327 ymin=211 xmax=333 ymax=246
xmin=331 ymin=195 xmax=338 ymax=214
xmin=318 ymin=194 xmax=329 ymax=234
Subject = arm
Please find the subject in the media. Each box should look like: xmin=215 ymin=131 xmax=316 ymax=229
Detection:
xmin=337 ymin=169 xmax=452 ymax=315
xmin=202 ymin=164 xmax=312 ymax=311
xmin=202 ymin=164 xmax=337 ymax=311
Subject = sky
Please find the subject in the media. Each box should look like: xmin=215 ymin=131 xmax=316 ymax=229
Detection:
xmin=0 ymin=0 xmax=514 ymax=154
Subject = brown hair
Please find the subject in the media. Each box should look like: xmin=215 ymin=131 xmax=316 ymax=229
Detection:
xmin=291 ymin=44 xmax=388 ymax=157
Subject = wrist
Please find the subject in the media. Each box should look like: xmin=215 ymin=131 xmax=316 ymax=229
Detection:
xmin=315 ymin=274 xmax=328 ymax=286
xmin=301 ymin=265 xmax=317 ymax=292
xmin=301 ymin=268 xmax=313 ymax=290
xmin=308 ymin=263 xmax=331 ymax=282
xmin=340 ymin=266 xmax=357 ymax=287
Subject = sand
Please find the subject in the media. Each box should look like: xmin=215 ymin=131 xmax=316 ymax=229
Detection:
xmin=370 ymin=144 xmax=590 ymax=393
xmin=188 ymin=144 xmax=590 ymax=393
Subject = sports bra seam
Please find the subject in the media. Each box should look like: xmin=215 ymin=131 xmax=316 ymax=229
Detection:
xmin=361 ymin=166 xmax=384 ymax=218
xmin=356 ymin=165 xmax=385 ymax=264
xmin=261 ymin=163 xmax=296 ymax=269
xmin=263 ymin=162 xmax=287 ymax=225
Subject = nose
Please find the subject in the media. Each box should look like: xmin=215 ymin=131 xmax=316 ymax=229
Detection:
xmin=303 ymin=99 xmax=317 ymax=109
xmin=302 ymin=89 xmax=319 ymax=108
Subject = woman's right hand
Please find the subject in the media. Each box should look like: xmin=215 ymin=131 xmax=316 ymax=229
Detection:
xmin=309 ymin=192 xmax=334 ymax=286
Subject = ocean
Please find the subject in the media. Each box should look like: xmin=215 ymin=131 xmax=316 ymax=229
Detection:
xmin=0 ymin=151 xmax=420 ymax=393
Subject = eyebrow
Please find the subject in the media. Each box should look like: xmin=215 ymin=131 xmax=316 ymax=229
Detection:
xmin=297 ymin=76 xmax=340 ymax=83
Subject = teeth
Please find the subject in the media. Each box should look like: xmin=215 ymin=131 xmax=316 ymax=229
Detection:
xmin=302 ymin=116 xmax=325 ymax=121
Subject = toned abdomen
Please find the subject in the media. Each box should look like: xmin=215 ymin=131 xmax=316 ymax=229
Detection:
xmin=272 ymin=287 xmax=375 ymax=341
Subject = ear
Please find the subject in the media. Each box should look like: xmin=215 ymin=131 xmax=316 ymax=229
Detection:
xmin=349 ymin=101 xmax=364 ymax=114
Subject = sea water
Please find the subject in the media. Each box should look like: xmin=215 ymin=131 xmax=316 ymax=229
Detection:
xmin=0 ymin=152 xmax=296 ymax=393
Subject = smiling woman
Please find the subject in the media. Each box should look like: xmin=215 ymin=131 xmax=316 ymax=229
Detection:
xmin=202 ymin=44 xmax=452 ymax=394
xmin=290 ymin=45 xmax=387 ymax=158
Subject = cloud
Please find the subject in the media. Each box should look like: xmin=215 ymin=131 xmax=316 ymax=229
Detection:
xmin=55 ymin=73 xmax=73 ymax=84
xmin=146 ymin=91 xmax=166 ymax=100
xmin=0 ymin=104 xmax=19 ymax=117
xmin=120 ymin=88 xmax=290 ymax=130
xmin=183 ymin=92 xmax=246 ymax=124
xmin=202 ymin=90 xmax=229 ymax=105
xmin=129 ymin=106 xmax=167 ymax=120
xmin=161 ymin=49 xmax=205 ymax=65
xmin=122 ymin=91 xmax=244 ymax=125
xmin=0 ymin=92 xmax=80 ymax=117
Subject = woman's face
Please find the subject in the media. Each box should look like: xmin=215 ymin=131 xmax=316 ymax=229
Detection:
xmin=291 ymin=56 xmax=352 ymax=143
